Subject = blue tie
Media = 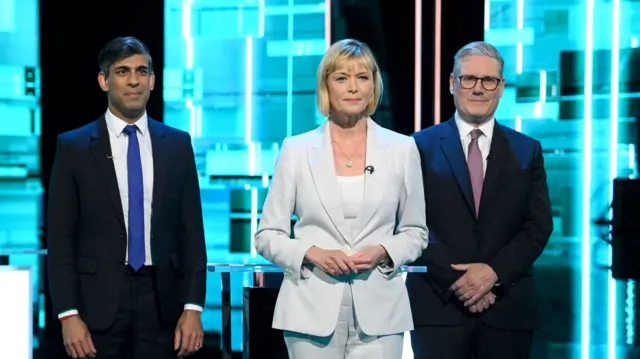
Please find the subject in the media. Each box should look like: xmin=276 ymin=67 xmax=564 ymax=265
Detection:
xmin=123 ymin=125 xmax=145 ymax=271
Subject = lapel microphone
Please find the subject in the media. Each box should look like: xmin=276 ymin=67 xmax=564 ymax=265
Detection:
xmin=364 ymin=165 xmax=375 ymax=174
xmin=106 ymin=153 xmax=113 ymax=159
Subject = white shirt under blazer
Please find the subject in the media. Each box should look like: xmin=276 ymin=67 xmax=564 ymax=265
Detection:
xmin=254 ymin=118 xmax=429 ymax=337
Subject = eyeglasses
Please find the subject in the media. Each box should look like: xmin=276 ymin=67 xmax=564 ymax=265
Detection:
xmin=457 ymin=75 xmax=502 ymax=91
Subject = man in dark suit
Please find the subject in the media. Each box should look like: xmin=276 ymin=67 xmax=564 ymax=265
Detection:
xmin=47 ymin=36 xmax=207 ymax=358
xmin=407 ymin=41 xmax=553 ymax=359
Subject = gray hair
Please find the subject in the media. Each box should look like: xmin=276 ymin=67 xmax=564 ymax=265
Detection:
xmin=452 ymin=41 xmax=504 ymax=78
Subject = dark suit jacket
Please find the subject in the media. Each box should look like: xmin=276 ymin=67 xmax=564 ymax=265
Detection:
xmin=406 ymin=117 xmax=553 ymax=330
xmin=46 ymin=116 xmax=207 ymax=331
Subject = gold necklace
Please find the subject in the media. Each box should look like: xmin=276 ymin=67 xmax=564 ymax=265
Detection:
xmin=332 ymin=134 xmax=366 ymax=167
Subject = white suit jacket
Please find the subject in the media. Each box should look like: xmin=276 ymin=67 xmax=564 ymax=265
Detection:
xmin=254 ymin=118 xmax=428 ymax=337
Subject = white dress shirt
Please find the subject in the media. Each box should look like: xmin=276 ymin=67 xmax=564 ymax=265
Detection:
xmin=455 ymin=112 xmax=495 ymax=177
xmin=105 ymin=109 xmax=155 ymax=266
xmin=58 ymin=110 xmax=202 ymax=319
xmin=337 ymin=175 xmax=365 ymax=232
xmin=454 ymin=113 xmax=503 ymax=286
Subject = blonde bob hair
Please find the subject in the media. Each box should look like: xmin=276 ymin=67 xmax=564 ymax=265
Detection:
xmin=316 ymin=39 xmax=383 ymax=117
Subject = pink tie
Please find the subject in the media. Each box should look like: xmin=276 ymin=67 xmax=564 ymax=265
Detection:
xmin=468 ymin=129 xmax=484 ymax=216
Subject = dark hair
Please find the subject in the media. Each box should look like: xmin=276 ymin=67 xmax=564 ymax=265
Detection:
xmin=98 ymin=36 xmax=153 ymax=76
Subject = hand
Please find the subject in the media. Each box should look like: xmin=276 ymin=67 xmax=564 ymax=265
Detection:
xmin=450 ymin=263 xmax=498 ymax=307
xmin=61 ymin=316 xmax=96 ymax=358
xmin=351 ymin=245 xmax=388 ymax=271
xmin=174 ymin=310 xmax=204 ymax=356
xmin=468 ymin=291 xmax=496 ymax=313
xmin=304 ymin=247 xmax=359 ymax=276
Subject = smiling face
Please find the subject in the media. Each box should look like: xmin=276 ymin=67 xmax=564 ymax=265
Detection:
xmin=450 ymin=55 xmax=504 ymax=126
xmin=326 ymin=59 xmax=374 ymax=118
xmin=97 ymin=54 xmax=155 ymax=122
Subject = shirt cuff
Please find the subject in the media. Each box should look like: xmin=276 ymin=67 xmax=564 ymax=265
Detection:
xmin=184 ymin=304 xmax=203 ymax=312
xmin=58 ymin=309 xmax=79 ymax=319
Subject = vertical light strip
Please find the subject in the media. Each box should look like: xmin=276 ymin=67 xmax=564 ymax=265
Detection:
xmin=187 ymin=98 xmax=195 ymax=136
xmin=258 ymin=0 xmax=265 ymax=37
xmin=325 ymin=0 xmax=331 ymax=48
xmin=516 ymin=0 xmax=524 ymax=74
xmin=182 ymin=0 xmax=193 ymax=70
xmin=246 ymin=35 xmax=256 ymax=178
xmin=515 ymin=115 xmax=522 ymax=132
xmin=539 ymin=70 xmax=547 ymax=103
xmin=433 ymin=0 xmax=442 ymax=126
xmin=608 ymin=1 xmax=620 ymax=358
xmin=534 ymin=70 xmax=547 ymax=118
xmin=630 ymin=144 xmax=636 ymax=175
xmin=625 ymin=280 xmax=636 ymax=345
xmin=484 ymin=0 xmax=490 ymax=32
xmin=414 ymin=0 xmax=422 ymax=131
xmin=182 ymin=0 xmax=195 ymax=136
xmin=582 ymin=1 xmax=595 ymax=358
xmin=245 ymin=35 xmax=253 ymax=145
xmin=250 ymin=186 xmax=258 ymax=256
xmin=286 ymin=0 xmax=294 ymax=137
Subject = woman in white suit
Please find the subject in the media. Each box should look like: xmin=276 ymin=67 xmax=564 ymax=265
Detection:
xmin=254 ymin=38 xmax=428 ymax=359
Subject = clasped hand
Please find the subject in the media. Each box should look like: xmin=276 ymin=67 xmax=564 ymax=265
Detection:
xmin=305 ymin=246 xmax=387 ymax=276
xmin=450 ymin=263 xmax=498 ymax=313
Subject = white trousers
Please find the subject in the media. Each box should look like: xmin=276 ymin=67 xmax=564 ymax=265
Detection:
xmin=283 ymin=284 xmax=404 ymax=359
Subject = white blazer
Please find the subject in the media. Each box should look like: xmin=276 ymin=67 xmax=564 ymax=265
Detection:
xmin=254 ymin=118 xmax=428 ymax=337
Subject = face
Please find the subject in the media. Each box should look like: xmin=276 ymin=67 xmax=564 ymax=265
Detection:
xmin=449 ymin=55 xmax=504 ymax=126
xmin=98 ymin=54 xmax=155 ymax=121
xmin=326 ymin=59 xmax=374 ymax=118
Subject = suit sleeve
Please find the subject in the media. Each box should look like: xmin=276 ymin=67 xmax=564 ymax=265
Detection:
xmin=376 ymin=138 xmax=429 ymax=278
xmin=413 ymin=134 xmax=465 ymax=302
xmin=46 ymin=135 xmax=79 ymax=317
xmin=489 ymin=141 xmax=553 ymax=295
xmin=180 ymin=133 xmax=208 ymax=308
xmin=254 ymin=138 xmax=315 ymax=280
xmin=421 ymin=237 xmax=466 ymax=302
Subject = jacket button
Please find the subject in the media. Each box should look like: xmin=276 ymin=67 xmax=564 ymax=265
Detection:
xmin=120 ymin=233 xmax=126 ymax=239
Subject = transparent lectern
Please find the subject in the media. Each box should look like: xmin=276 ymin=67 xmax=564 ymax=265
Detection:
xmin=207 ymin=263 xmax=427 ymax=359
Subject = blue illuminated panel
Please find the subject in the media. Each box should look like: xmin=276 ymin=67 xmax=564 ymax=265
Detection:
xmin=0 ymin=0 xmax=42 ymax=348
xmin=164 ymin=0 xmax=329 ymax=351
xmin=486 ymin=0 xmax=637 ymax=357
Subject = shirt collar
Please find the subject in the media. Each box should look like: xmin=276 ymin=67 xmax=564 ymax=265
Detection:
xmin=104 ymin=108 xmax=149 ymax=138
xmin=454 ymin=111 xmax=495 ymax=141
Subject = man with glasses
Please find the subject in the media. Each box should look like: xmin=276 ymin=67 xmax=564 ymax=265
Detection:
xmin=407 ymin=41 xmax=553 ymax=358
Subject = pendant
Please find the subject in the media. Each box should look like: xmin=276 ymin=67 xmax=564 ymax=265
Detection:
xmin=346 ymin=160 xmax=353 ymax=167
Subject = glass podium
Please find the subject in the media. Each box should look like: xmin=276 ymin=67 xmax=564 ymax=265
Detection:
xmin=207 ymin=263 xmax=427 ymax=359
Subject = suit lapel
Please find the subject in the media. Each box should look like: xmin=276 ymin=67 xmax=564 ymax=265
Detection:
xmin=478 ymin=124 xmax=508 ymax=217
xmin=350 ymin=119 xmax=390 ymax=239
xmin=439 ymin=118 xmax=475 ymax=216
xmin=307 ymin=122 xmax=350 ymax=241
xmin=148 ymin=119 xmax=168 ymax=228
xmin=89 ymin=117 xmax=126 ymax=231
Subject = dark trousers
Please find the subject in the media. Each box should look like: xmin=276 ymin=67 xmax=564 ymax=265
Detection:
xmin=411 ymin=319 xmax=533 ymax=359
xmin=91 ymin=266 xmax=175 ymax=359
